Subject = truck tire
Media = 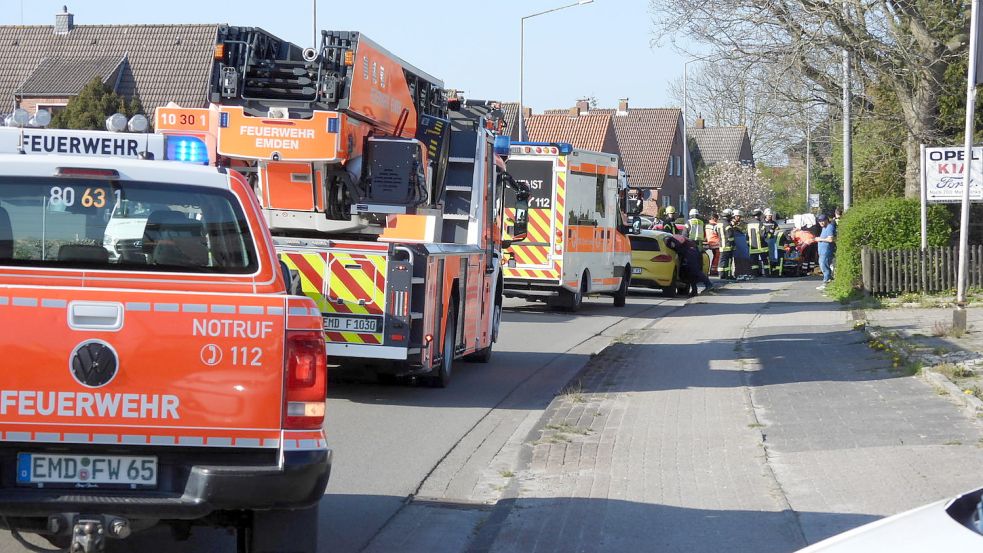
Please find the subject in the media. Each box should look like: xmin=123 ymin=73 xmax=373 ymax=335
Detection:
xmin=613 ymin=266 xmax=630 ymax=307
xmin=246 ymin=505 xmax=319 ymax=553
xmin=465 ymin=302 xmax=499 ymax=363
xmin=429 ymin=301 xmax=457 ymax=387
xmin=562 ymin=272 xmax=588 ymax=312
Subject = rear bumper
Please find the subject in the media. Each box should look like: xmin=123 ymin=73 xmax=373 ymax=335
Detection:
xmin=503 ymin=278 xmax=563 ymax=299
xmin=327 ymin=342 xmax=408 ymax=360
xmin=0 ymin=448 xmax=331 ymax=521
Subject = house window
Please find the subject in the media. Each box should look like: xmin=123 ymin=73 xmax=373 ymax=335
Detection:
xmin=33 ymin=103 xmax=67 ymax=117
xmin=667 ymin=156 xmax=673 ymax=176
xmin=662 ymin=195 xmax=672 ymax=208
xmin=676 ymin=155 xmax=682 ymax=176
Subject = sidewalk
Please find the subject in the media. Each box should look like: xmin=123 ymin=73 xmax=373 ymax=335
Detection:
xmin=475 ymin=278 xmax=983 ymax=553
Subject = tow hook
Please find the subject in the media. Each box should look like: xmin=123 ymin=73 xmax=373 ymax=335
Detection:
xmin=65 ymin=515 xmax=130 ymax=553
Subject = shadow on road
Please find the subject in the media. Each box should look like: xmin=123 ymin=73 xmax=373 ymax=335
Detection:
xmin=63 ymin=493 xmax=881 ymax=553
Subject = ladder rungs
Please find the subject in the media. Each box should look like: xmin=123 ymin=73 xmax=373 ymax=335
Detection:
xmin=443 ymin=214 xmax=470 ymax=220
xmin=448 ymin=157 xmax=475 ymax=163
xmin=445 ymin=185 xmax=472 ymax=192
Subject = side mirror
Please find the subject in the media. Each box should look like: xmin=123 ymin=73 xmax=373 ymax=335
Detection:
xmin=621 ymin=190 xmax=643 ymax=216
xmin=500 ymin=173 xmax=529 ymax=246
xmin=630 ymin=216 xmax=642 ymax=235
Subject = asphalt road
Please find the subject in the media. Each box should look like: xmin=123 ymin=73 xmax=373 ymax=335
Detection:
xmin=0 ymin=288 xmax=675 ymax=553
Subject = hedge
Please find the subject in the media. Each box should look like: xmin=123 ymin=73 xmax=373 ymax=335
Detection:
xmin=826 ymin=198 xmax=953 ymax=301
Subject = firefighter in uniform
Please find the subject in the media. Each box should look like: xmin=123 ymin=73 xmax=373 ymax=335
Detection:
xmin=762 ymin=208 xmax=781 ymax=275
xmin=660 ymin=205 xmax=678 ymax=233
xmin=685 ymin=208 xmax=705 ymax=250
xmin=746 ymin=208 xmax=770 ymax=277
xmin=717 ymin=209 xmax=736 ymax=280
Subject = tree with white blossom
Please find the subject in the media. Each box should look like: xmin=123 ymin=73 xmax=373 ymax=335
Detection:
xmin=695 ymin=161 xmax=774 ymax=215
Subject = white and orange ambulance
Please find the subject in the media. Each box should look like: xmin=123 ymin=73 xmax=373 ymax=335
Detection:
xmin=0 ymin=118 xmax=329 ymax=552
xmin=503 ymin=142 xmax=633 ymax=310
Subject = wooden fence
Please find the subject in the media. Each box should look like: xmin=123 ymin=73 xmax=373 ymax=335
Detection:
xmin=861 ymin=245 xmax=983 ymax=295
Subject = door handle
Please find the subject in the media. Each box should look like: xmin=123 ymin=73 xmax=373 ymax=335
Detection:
xmin=68 ymin=302 xmax=124 ymax=331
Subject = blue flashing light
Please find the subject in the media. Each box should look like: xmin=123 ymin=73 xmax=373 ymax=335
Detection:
xmin=165 ymin=135 xmax=209 ymax=165
xmin=493 ymin=135 xmax=511 ymax=157
xmin=510 ymin=141 xmax=573 ymax=155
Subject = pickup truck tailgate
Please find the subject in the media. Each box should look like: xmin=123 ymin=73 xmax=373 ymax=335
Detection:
xmin=0 ymin=287 xmax=291 ymax=448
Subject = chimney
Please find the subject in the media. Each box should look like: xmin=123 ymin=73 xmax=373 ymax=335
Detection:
xmin=576 ymin=99 xmax=590 ymax=113
xmin=617 ymin=98 xmax=629 ymax=116
xmin=695 ymin=114 xmax=705 ymax=129
xmin=55 ymin=5 xmax=74 ymax=35
xmin=522 ymin=107 xmax=532 ymax=118
xmin=569 ymin=106 xmax=580 ymax=117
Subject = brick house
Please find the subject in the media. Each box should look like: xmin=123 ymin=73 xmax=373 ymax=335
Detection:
xmin=0 ymin=7 xmax=218 ymax=119
xmin=687 ymin=117 xmax=755 ymax=167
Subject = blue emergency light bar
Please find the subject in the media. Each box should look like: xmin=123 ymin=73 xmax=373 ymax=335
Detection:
xmin=493 ymin=135 xmax=511 ymax=157
xmin=165 ymin=135 xmax=208 ymax=165
xmin=510 ymin=141 xmax=573 ymax=155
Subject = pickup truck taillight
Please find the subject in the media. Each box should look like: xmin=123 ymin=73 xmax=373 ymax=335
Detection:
xmin=284 ymin=330 xmax=327 ymax=430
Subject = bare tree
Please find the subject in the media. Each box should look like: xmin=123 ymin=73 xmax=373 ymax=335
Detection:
xmin=668 ymin=61 xmax=829 ymax=165
xmin=650 ymin=0 xmax=967 ymax=197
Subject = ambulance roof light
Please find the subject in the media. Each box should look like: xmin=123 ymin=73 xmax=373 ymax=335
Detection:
xmin=127 ymin=114 xmax=149 ymax=133
xmin=106 ymin=113 xmax=128 ymax=133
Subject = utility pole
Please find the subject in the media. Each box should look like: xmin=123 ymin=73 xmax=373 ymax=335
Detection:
xmin=842 ymin=1 xmax=852 ymax=211
xmin=956 ymin=0 xmax=981 ymax=329
xmin=806 ymin=123 xmax=811 ymax=212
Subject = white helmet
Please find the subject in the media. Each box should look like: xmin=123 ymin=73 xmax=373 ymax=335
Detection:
xmin=733 ymin=209 xmax=743 ymax=217
xmin=689 ymin=208 xmax=698 ymax=217
xmin=764 ymin=208 xmax=774 ymax=217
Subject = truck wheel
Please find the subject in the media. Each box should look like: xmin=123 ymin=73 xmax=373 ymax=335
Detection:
xmin=429 ymin=302 xmax=457 ymax=387
xmin=246 ymin=505 xmax=319 ymax=553
xmin=562 ymin=272 xmax=588 ymax=312
xmin=613 ymin=266 xmax=630 ymax=307
xmin=465 ymin=303 xmax=499 ymax=363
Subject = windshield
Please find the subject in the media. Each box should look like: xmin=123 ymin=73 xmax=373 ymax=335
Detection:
xmin=0 ymin=177 xmax=257 ymax=274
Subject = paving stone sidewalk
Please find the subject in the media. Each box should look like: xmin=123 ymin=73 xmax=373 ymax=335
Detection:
xmin=481 ymin=279 xmax=983 ymax=553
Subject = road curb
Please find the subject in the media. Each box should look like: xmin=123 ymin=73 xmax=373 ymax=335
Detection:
xmin=853 ymin=308 xmax=983 ymax=417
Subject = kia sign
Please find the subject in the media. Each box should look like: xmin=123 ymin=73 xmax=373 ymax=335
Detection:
xmin=925 ymin=147 xmax=983 ymax=203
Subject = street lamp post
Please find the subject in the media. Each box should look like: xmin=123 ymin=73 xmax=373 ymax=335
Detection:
xmin=519 ymin=0 xmax=594 ymax=141
xmin=682 ymin=54 xmax=718 ymax=216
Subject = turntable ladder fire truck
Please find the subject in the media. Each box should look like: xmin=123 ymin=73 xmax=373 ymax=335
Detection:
xmin=156 ymin=28 xmax=529 ymax=386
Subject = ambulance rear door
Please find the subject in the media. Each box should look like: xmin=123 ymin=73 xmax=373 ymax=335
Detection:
xmin=505 ymin=153 xmax=560 ymax=280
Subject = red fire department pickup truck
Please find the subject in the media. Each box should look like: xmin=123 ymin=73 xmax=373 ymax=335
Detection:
xmin=0 ymin=124 xmax=330 ymax=553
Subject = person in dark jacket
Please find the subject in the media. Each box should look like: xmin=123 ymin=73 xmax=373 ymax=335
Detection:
xmin=669 ymin=236 xmax=713 ymax=296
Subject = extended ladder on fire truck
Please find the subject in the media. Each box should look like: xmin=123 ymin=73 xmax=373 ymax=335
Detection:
xmin=158 ymin=28 xmax=529 ymax=385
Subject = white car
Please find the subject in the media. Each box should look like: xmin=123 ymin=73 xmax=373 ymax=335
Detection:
xmin=797 ymin=487 xmax=983 ymax=551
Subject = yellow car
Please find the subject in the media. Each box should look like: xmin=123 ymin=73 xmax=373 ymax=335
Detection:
xmin=628 ymin=230 xmax=711 ymax=297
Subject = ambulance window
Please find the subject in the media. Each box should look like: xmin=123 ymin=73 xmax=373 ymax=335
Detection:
xmin=0 ymin=177 xmax=257 ymax=274
xmin=595 ymin=174 xmax=605 ymax=215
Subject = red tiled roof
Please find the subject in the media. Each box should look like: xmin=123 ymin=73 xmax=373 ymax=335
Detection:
xmin=524 ymin=112 xmax=615 ymax=153
xmin=594 ymin=108 xmax=683 ymax=189
xmin=0 ymin=24 xmax=219 ymax=114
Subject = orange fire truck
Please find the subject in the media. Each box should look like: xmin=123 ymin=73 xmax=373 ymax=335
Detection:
xmin=157 ymin=27 xmax=529 ymax=386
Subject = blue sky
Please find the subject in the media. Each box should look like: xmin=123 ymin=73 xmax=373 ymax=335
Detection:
xmin=3 ymin=0 xmax=695 ymax=112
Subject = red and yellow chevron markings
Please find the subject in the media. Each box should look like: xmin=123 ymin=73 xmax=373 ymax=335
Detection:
xmin=280 ymin=251 xmax=388 ymax=345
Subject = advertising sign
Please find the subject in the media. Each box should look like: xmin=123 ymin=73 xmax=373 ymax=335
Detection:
xmin=925 ymin=147 xmax=983 ymax=203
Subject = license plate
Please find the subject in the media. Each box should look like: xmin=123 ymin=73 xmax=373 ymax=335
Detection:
xmin=632 ymin=267 xmax=643 ymax=274
xmin=17 ymin=453 xmax=157 ymax=488
xmin=323 ymin=315 xmax=381 ymax=333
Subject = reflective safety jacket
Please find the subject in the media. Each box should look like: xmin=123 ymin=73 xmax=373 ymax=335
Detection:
xmin=687 ymin=217 xmax=705 ymax=245
xmin=747 ymin=219 xmax=768 ymax=253
xmin=720 ymin=222 xmax=736 ymax=252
